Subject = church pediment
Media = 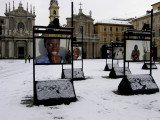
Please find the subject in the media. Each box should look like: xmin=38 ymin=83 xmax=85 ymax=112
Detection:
xmin=74 ymin=14 xmax=94 ymax=21
xmin=5 ymin=9 xmax=35 ymax=18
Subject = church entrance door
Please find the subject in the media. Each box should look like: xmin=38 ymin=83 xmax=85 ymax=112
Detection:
xmin=18 ymin=47 xmax=24 ymax=59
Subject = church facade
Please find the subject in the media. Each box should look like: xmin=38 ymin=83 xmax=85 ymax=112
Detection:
xmin=0 ymin=2 xmax=36 ymax=58
xmin=66 ymin=5 xmax=100 ymax=59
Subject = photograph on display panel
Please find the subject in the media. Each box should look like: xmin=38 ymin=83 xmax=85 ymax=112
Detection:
xmin=125 ymin=40 xmax=150 ymax=62
xmin=35 ymin=38 xmax=71 ymax=64
xmin=73 ymin=46 xmax=82 ymax=60
xmin=113 ymin=47 xmax=124 ymax=60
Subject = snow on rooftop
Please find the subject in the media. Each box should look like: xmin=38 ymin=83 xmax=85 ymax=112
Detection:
xmin=95 ymin=19 xmax=132 ymax=25
xmin=133 ymin=9 xmax=160 ymax=20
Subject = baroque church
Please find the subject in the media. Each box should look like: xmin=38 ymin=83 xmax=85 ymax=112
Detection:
xmin=66 ymin=3 xmax=100 ymax=59
xmin=0 ymin=2 xmax=36 ymax=58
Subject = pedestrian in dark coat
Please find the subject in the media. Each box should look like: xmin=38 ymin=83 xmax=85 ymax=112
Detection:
xmin=28 ymin=55 xmax=31 ymax=63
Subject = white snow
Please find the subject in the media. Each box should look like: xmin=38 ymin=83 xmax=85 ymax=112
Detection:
xmin=113 ymin=67 xmax=132 ymax=76
xmin=36 ymin=80 xmax=75 ymax=100
xmin=1 ymin=59 xmax=160 ymax=120
xmin=126 ymin=74 xmax=158 ymax=90
xmin=133 ymin=9 xmax=160 ymax=21
xmin=95 ymin=19 xmax=132 ymax=25
xmin=63 ymin=68 xmax=85 ymax=79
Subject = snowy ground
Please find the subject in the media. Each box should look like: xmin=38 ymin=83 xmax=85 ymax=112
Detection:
xmin=1 ymin=59 xmax=160 ymax=120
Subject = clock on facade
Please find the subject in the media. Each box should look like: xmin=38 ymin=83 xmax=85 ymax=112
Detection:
xmin=17 ymin=22 xmax=25 ymax=30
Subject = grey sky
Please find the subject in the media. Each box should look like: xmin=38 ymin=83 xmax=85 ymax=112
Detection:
xmin=0 ymin=0 xmax=159 ymax=26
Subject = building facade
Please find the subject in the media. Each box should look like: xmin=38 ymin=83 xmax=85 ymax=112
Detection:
xmin=132 ymin=2 xmax=160 ymax=58
xmin=66 ymin=6 xmax=100 ymax=59
xmin=94 ymin=19 xmax=132 ymax=58
xmin=0 ymin=2 xmax=36 ymax=58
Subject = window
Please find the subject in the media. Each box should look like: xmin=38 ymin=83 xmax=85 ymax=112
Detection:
xmin=116 ymin=27 xmax=118 ymax=32
xmin=104 ymin=27 xmax=106 ymax=32
xmin=1 ymin=20 xmax=4 ymax=24
xmin=53 ymin=10 xmax=56 ymax=15
xmin=116 ymin=36 xmax=119 ymax=41
xmin=110 ymin=27 xmax=112 ymax=32
xmin=17 ymin=22 xmax=25 ymax=30
xmin=121 ymin=27 xmax=124 ymax=32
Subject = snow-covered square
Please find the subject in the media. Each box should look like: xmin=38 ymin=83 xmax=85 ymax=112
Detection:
xmin=1 ymin=59 xmax=160 ymax=120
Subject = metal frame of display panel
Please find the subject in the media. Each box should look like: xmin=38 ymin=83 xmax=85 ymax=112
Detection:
xmin=123 ymin=29 xmax=152 ymax=77
xmin=111 ymin=42 xmax=124 ymax=68
xmin=33 ymin=2 xmax=76 ymax=105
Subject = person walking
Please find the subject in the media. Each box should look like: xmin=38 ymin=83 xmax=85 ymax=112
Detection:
xmin=28 ymin=55 xmax=31 ymax=63
xmin=24 ymin=55 xmax=27 ymax=63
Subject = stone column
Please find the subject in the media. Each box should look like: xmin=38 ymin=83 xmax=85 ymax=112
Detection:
xmin=97 ymin=43 xmax=100 ymax=58
xmin=87 ymin=42 xmax=89 ymax=59
xmin=9 ymin=40 xmax=14 ymax=58
xmin=9 ymin=30 xmax=12 ymax=35
xmin=14 ymin=41 xmax=17 ymax=58
xmin=5 ymin=30 xmax=8 ymax=35
xmin=87 ymin=42 xmax=92 ymax=59
xmin=94 ymin=43 xmax=97 ymax=58
xmin=27 ymin=40 xmax=33 ymax=57
xmin=1 ymin=41 xmax=5 ymax=58
xmin=30 ymin=41 xmax=33 ymax=57
xmin=90 ymin=42 xmax=93 ymax=58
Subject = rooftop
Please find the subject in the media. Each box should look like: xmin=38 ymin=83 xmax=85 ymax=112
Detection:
xmin=95 ymin=19 xmax=132 ymax=25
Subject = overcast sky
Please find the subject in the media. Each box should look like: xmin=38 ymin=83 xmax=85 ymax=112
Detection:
xmin=0 ymin=0 xmax=159 ymax=26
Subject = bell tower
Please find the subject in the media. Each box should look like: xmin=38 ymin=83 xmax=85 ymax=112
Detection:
xmin=49 ymin=0 xmax=59 ymax=22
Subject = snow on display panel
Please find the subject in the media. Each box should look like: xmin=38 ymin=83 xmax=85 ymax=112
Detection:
xmin=62 ymin=68 xmax=85 ymax=79
xmin=114 ymin=67 xmax=131 ymax=76
xmin=146 ymin=63 xmax=157 ymax=69
xmin=127 ymin=74 xmax=158 ymax=91
xmin=125 ymin=40 xmax=150 ymax=62
xmin=36 ymin=80 xmax=76 ymax=100
xmin=109 ymin=67 xmax=132 ymax=78
xmin=118 ymin=74 xmax=159 ymax=95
